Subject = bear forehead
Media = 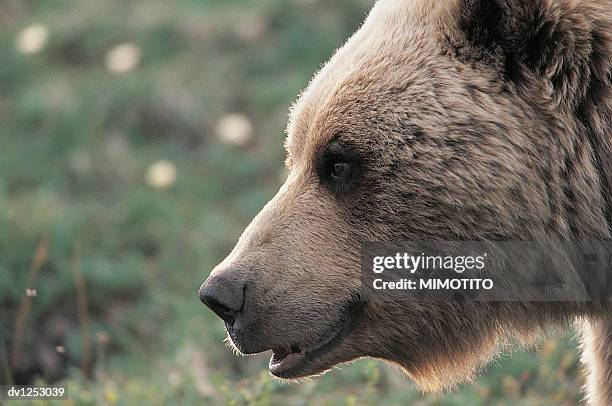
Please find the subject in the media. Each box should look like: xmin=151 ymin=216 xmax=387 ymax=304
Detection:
xmin=285 ymin=0 xmax=454 ymax=162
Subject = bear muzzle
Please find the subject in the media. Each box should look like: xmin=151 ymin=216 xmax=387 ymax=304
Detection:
xmin=199 ymin=267 xmax=366 ymax=379
xmin=199 ymin=272 xmax=246 ymax=327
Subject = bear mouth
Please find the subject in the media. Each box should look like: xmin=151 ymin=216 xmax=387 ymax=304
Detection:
xmin=267 ymin=297 xmax=364 ymax=378
xmin=268 ymin=326 xmax=346 ymax=378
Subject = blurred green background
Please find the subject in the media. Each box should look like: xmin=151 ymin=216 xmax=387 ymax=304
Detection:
xmin=0 ymin=0 xmax=585 ymax=404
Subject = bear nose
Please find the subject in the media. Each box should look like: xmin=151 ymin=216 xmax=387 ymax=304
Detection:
xmin=199 ymin=273 xmax=246 ymax=326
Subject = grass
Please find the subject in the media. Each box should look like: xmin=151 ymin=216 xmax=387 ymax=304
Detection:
xmin=0 ymin=0 xmax=586 ymax=404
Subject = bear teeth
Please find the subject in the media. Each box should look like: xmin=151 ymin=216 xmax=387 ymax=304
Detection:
xmin=273 ymin=348 xmax=288 ymax=360
xmin=272 ymin=344 xmax=303 ymax=362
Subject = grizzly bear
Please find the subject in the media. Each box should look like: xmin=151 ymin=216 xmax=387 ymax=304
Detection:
xmin=199 ymin=0 xmax=612 ymax=404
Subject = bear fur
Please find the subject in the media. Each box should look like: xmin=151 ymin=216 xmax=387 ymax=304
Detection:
xmin=201 ymin=0 xmax=612 ymax=404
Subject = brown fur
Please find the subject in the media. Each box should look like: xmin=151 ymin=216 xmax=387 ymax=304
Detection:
xmin=201 ymin=0 xmax=612 ymax=403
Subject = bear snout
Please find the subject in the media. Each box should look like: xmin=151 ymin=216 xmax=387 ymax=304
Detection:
xmin=199 ymin=272 xmax=246 ymax=327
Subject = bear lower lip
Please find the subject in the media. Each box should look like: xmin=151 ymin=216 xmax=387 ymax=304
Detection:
xmin=267 ymin=298 xmax=364 ymax=378
xmin=269 ymin=350 xmax=306 ymax=375
xmin=268 ymin=329 xmax=344 ymax=377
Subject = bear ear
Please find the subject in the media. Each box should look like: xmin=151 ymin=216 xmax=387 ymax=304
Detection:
xmin=453 ymin=0 xmax=600 ymax=91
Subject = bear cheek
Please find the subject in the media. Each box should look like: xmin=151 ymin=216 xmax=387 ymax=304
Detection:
xmin=210 ymin=176 xmax=361 ymax=344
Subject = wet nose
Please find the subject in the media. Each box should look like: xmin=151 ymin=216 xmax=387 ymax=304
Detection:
xmin=199 ymin=273 xmax=245 ymax=326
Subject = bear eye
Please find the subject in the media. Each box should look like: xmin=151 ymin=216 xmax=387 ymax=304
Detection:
xmin=330 ymin=161 xmax=350 ymax=180
xmin=316 ymin=138 xmax=361 ymax=196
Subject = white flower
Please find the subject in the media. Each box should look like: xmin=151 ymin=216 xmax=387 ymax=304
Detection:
xmin=146 ymin=160 xmax=177 ymax=190
xmin=105 ymin=42 xmax=141 ymax=74
xmin=69 ymin=150 xmax=92 ymax=175
xmin=215 ymin=113 xmax=253 ymax=147
xmin=16 ymin=24 xmax=49 ymax=55
xmin=168 ymin=371 xmax=182 ymax=388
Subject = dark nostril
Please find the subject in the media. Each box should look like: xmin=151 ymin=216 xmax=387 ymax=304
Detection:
xmin=207 ymin=297 xmax=236 ymax=325
xmin=199 ymin=274 xmax=246 ymax=326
